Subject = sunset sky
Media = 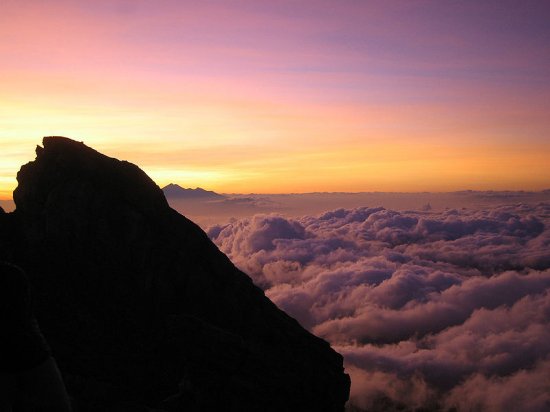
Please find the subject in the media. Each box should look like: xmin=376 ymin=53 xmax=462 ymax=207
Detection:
xmin=1 ymin=0 xmax=549 ymax=198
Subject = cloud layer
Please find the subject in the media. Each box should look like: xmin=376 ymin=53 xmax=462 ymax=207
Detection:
xmin=208 ymin=203 xmax=550 ymax=411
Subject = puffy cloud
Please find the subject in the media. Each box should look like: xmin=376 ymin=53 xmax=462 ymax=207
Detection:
xmin=208 ymin=203 xmax=550 ymax=410
xmin=444 ymin=359 xmax=550 ymax=412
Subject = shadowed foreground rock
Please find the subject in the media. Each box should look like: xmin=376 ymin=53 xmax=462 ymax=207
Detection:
xmin=0 ymin=137 xmax=349 ymax=411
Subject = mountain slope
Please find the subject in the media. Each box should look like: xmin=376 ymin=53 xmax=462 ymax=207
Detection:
xmin=0 ymin=136 xmax=349 ymax=411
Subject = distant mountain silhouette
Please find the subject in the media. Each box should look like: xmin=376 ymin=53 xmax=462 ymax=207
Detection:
xmin=162 ymin=184 xmax=225 ymax=200
xmin=0 ymin=137 xmax=349 ymax=411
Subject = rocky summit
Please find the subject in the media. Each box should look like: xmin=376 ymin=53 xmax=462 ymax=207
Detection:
xmin=0 ymin=137 xmax=349 ymax=411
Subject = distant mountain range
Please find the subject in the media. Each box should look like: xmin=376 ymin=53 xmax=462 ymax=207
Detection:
xmin=162 ymin=183 xmax=225 ymax=200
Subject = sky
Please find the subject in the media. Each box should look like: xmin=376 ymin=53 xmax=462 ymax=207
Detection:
xmin=1 ymin=0 xmax=550 ymax=198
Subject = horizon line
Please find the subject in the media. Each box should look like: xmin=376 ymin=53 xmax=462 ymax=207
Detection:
xmin=3 ymin=187 xmax=550 ymax=202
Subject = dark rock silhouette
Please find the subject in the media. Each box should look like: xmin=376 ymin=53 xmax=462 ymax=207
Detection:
xmin=162 ymin=184 xmax=225 ymax=200
xmin=0 ymin=137 xmax=349 ymax=411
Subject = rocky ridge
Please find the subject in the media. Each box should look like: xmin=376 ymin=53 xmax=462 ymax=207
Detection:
xmin=0 ymin=137 xmax=349 ymax=411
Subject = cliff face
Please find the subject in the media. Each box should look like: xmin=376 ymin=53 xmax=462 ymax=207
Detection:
xmin=1 ymin=137 xmax=349 ymax=411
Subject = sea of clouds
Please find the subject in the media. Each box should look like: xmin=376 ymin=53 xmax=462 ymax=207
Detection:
xmin=207 ymin=203 xmax=550 ymax=411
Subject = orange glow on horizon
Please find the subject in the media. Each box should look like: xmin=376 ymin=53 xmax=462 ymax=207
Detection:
xmin=1 ymin=136 xmax=549 ymax=200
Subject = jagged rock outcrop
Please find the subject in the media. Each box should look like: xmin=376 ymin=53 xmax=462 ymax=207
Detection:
xmin=0 ymin=137 xmax=349 ymax=411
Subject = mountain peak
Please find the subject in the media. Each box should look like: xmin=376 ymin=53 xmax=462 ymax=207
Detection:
xmin=14 ymin=136 xmax=168 ymax=216
xmin=162 ymin=183 xmax=225 ymax=200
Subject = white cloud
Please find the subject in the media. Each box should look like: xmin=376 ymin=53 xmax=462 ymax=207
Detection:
xmin=208 ymin=203 xmax=550 ymax=410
